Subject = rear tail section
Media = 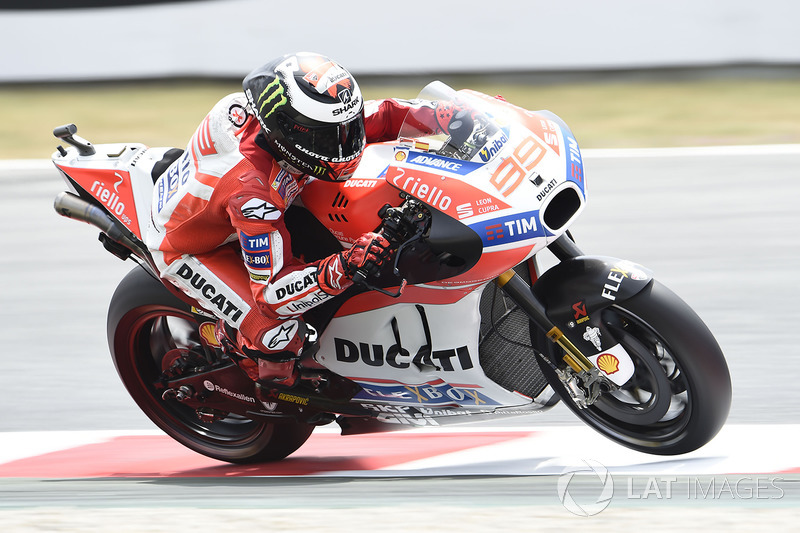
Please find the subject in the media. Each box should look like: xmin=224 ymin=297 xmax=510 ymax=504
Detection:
xmin=51 ymin=124 xmax=179 ymax=269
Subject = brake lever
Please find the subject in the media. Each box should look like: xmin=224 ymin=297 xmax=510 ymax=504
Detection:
xmin=351 ymin=271 xmax=407 ymax=298
xmin=350 ymin=237 xmax=409 ymax=297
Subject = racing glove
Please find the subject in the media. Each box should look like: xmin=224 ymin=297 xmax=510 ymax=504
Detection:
xmin=317 ymin=232 xmax=392 ymax=295
xmin=434 ymin=101 xmax=457 ymax=132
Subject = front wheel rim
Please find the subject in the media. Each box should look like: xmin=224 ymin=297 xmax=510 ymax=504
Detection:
xmin=582 ymin=305 xmax=694 ymax=446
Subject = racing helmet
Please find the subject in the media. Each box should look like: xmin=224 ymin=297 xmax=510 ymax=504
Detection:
xmin=243 ymin=52 xmax=366 ymax=181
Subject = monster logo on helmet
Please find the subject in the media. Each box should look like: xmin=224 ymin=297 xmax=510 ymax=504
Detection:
xmin=256 ymin=78 xmax=287 ymax=121
xmin=243 ymin=52 xmax=366 ymax=182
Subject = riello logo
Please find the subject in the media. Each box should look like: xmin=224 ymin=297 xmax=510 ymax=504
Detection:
xmin=91 ymin=179 xmax=126 ymax=216
xmin=65 ymin=165 xmax=140 ymax=233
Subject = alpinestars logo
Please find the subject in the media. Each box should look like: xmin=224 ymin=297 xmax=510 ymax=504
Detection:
xmin=241 ymin=199 xmax=280 ymax=220
xmin=265 ymin=321 xmax=298 ymax=350
xmin=257 ymin=78 xmax=287 ymax=120
xmin=327 ymin=260 xmax=344 ymax=290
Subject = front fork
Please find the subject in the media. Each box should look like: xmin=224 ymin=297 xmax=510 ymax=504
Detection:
xmin=495 ymin=235 xmax=618 ymax=408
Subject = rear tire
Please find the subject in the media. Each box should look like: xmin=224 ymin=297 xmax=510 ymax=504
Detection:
xmin=107 ymin=266 xmax=314 ymax=463
xmin=536 ymin=280 xmax=731 ymax=455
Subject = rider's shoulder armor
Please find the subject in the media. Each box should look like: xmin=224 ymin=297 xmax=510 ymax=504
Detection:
xmin=200 ymin=92 xmax=253 ymax=156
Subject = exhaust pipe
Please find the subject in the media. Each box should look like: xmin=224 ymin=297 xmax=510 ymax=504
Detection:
xmin=54 ymin=191 xmax=124 ymax=238
xmin=54 ymin=191 xmax=141 ymax=255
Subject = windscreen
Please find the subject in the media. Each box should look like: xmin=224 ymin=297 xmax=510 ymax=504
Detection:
xmin=397 ymin=81 xmax=506 ymax=162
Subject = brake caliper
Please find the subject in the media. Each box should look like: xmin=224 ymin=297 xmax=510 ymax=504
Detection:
xmin=555 ymin=366 xmax=617 ymax=409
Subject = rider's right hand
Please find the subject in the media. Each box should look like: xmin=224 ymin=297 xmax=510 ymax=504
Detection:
xmin=342 ymin=232 xmax=392 ymax=276
xmin=316 ymin=232 xmax=392 ymax=296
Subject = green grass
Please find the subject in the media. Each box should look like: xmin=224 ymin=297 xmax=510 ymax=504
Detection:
xmin=2 ymin=78 xmax=799 ymax=159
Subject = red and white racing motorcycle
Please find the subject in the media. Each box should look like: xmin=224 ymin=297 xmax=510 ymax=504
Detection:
xmin=52 ymin=81 xmax=731 ymax=463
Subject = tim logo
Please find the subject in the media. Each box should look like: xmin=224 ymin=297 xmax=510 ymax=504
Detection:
xmin=470 ymin=210 xmax=545 ymax=247
xmin=485 ymin=224 xmax=504 ymax=241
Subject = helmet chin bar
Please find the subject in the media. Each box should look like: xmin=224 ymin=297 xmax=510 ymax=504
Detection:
xmin=270 ymin=137 xmax=327 ymax=178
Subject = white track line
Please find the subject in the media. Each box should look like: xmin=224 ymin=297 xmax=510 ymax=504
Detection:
xmin=1 ymin=425 xmax=798 ymax=476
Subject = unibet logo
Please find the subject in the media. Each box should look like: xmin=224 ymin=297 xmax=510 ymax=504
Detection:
xmin=479 ymin=132 xmax=508 ymax=162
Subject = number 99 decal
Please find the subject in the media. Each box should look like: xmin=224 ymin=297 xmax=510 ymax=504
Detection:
xmin=489 ymin=135 xmax=547 ymax=197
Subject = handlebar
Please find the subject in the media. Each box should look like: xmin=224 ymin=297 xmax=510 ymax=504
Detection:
xmin=349 ymin=196 xmax=430 ymax=297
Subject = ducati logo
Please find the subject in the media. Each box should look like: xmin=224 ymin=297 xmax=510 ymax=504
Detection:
xmin=174 ymin=263 xmax=248 ymax=325
xmin=334 ymin=338 xmax=474 ymax=371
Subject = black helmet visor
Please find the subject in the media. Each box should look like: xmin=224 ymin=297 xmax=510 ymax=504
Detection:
xmin=278 ymin=113 xmax=365 ymax=162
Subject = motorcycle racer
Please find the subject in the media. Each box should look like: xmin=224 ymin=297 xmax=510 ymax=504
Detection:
xmin=145 ymin=52 xmax=451 ymax=390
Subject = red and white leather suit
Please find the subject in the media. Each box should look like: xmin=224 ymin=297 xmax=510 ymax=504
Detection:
xmin=146 ymin=93 xmax=439 ymax=361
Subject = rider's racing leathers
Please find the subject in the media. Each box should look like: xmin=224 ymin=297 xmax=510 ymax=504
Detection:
xmin=145 ymin=93 xmax=442 ymax=378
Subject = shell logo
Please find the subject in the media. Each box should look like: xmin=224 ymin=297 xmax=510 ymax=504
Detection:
xmin=395 ymin=150 xmax=407 ymax=161
xmin=199 ymin=322 xmax=221 ymax=348
xmin=597 ymin=353 xmax=620 ymax=375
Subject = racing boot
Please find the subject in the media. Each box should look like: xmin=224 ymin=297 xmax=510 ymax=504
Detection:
xmin=254 ymin=351 xmax=300 ymax=388
xmin=214 ymin=320 xmax=259 ymax=381
xmin=214 ymin=320 xmax=315 ymax=389
xmin=253 ymin=322 xmax=320 ymax=389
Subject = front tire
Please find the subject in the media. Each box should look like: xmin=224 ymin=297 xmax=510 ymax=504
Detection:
xmin=107 ymin=266 xmax=314 ymax=463
xmin=537 ymin=280 xmax=731 ymax=455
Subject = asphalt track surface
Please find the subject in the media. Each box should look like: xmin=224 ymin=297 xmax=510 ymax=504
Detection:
xmin=1 ymin=146 xmax=799 ymax=529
